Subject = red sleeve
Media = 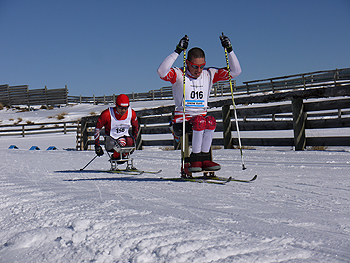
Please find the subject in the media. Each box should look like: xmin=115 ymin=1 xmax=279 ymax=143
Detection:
xmin=131 ymin=110 xmax=139 ymax=139
xmin=212 ymin=68 xmax=229 ymax=84
xmin=160 ymin=68 xmax=178 ymax=84
xmin=96 ymin=109 xmax=111 ymax=132
xmin=94 ymin=109 xmax=111 ymax=146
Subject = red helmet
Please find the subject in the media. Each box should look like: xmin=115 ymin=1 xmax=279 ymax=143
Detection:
xmin=116 ymin=94 xmax=129 ymax=107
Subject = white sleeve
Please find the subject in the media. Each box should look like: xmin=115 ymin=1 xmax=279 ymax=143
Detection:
xmin=228 ymin=51 xmax=242 ymax=78
xmin=157 ymin=52 xmax=179 ymax=78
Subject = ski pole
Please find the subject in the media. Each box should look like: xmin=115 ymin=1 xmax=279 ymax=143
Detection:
xmin=223 ymin=41 xmax=246 ymax=170
xmin=80 ymin=154 xmax=98 ymax=171
xmin=182 ymin=48 xmax=187 ymax=173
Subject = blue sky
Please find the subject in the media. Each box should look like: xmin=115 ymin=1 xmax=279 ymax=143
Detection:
xmin=1 ymin=0 xmax=349 ymax=96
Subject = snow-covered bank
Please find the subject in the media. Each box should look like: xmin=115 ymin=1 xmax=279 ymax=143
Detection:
xmin=0 ymin=132 xmax=349 ymax=262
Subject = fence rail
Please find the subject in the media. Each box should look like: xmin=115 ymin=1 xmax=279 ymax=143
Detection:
xmin=0 ymin=121 xmax=77 ymax=137
xmin=2 ymin=86 xmax=349 ymax=150
xmin=77 ymin=84 xmax=350 ymax=151
xmin=67 ymin=68 xmax=350 ymax=104
xmin=2 ymin=68 xmax=350 ymax=151
xmin=138 ymin=97 xmax=350 ymax=149
xmin=2 ymin=68 xmax=349 ymax=107
xmin=0 ymin=85 xmax=68 ymax=107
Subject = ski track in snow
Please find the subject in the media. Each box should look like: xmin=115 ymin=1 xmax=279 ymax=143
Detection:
xmin=0 ymin=139 xmax=349 ymax=262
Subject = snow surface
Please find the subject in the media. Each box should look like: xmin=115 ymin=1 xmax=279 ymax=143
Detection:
xmin=1 ymin=101 xmax=350 ymax=262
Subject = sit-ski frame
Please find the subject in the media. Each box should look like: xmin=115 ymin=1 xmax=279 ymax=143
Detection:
xmin=104 ymin=135 xmax=136 ymax=171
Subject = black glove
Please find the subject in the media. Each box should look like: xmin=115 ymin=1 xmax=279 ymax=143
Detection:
xmin=219 ymin=33 xmax=233 ymax=53
xmin=95 ymin=145 xmax=104 ymax=156
xmin=175 ymin=35 xmax=189 ymax=54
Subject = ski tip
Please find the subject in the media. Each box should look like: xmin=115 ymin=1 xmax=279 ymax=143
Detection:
xmin=251 ymin=174 xmax=258 ymax=181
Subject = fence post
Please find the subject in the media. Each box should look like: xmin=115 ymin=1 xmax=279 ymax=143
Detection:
xmin=270 ymin=79 xmax=275 ymax=93
xmin=22 ymin=125 xmax=25 ymax=137
xmin=181 ymin=133 xmax=190 ymax=160
xmin=65 ymin=85 xmax=68 ymax=105
xmin=6 ymin=85 xmax=12 ymax=107
xmin=334 ymin=68 xmax=338 ymax=86
xmin=26 ymin=85 xmax=30 ymax=110
xmin=171 ymin=112 xmax=180 ymax=150
xmin=80 ymin=119 xmax=89 ymax=150
xmin=64 ymin=123 xmax=67 ymax=134
xmin=292 ymin=97 xmax=306 ymax=151
xmin=222 ymin=104 xmax=233 ymax=149
xmin=45 ymin=86 xmax=48 ymax=106
xmin=76 ymin=121 xmax=83 ymax=150
xmin=136 ymin=125 xmax=142 ymax=150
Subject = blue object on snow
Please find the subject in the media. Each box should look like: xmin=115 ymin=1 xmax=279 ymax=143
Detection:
xmin=29 ymin=146 xmax=40 ymax=150
xmin=9 ymin=145 xmax=19 ymax=149
xmin=46 ymin=146 xmax=58 ymax=150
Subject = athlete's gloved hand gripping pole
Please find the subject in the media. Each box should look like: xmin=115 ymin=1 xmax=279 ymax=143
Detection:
xmin=95 ymin=145 xmax=104 ymax=156
xmin=175 ymin=35 xmax=189 ymax=54
xmin=220 ymin=32 xmax=246 ymax=170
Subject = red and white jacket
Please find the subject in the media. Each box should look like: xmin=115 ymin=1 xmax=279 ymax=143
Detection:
xmin=94 ymin=107 xmax=139 ymax=146
xmin=157 ymin=50 xmax=241 ymax=123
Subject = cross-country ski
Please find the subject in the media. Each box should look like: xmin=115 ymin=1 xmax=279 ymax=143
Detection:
xmin=160 ymin=174 xmax=257 ymax=184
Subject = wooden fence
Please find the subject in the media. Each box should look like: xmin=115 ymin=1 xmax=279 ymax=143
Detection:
xmin=2 ymin=68 xmax=349 ymax=107
xmin=0 ymin=121 xmax=77 ymax=137
xmin=0 ymin=85 xmax=68 ymax=107
xmin=77 ymin=84 xmax=350 ymax=151
xmin=2 ymin=67 xmax=350 ymax=150
xmin=68 ymin=67 xmax=350 ymax=104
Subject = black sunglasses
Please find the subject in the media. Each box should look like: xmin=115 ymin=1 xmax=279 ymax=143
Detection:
xmin=117 ymin=105 xmax=128 ymax=110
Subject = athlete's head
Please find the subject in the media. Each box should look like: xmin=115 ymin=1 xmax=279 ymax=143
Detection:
xmin=186 ymin=47 xmax=206 ymax=78
xmin=187 ymin=47 xmax=205 ymax=61
xmin=115 ymin=94 xmax=129 ymax=114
